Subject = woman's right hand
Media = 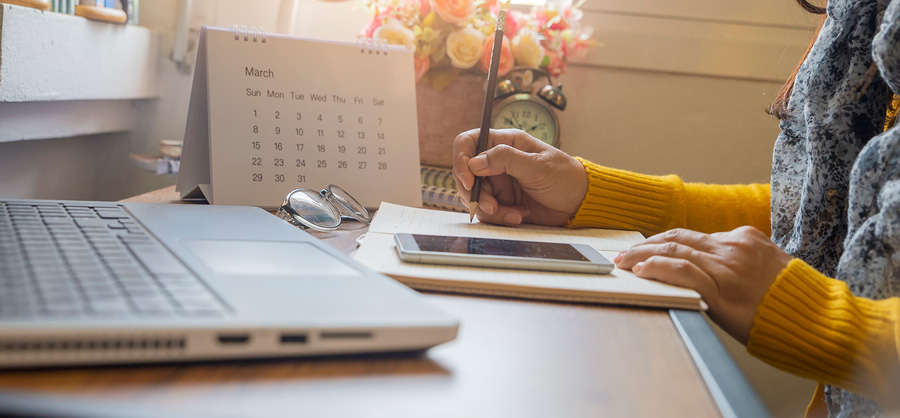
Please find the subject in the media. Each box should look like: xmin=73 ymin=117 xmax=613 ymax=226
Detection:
xmin=453 ymin=128 xmax=588 ymax=226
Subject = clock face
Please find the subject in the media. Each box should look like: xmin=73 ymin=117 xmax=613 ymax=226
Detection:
xmin=491 ymin=95 xmax=559 ymax=147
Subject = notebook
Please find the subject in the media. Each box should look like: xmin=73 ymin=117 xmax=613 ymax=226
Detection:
xmin=177 ymin=26 xmax=422 ymax=210
xmin=420 ymin=165 xmax=466 ymax=213
xmin=0 ymin=199 xmax=457 ymax=368
xmin=354 ymin=203 xmax=704 ymax=310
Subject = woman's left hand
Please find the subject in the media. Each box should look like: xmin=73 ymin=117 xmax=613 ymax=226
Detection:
xmin=613 ymin=226 xmax=793 ymax=344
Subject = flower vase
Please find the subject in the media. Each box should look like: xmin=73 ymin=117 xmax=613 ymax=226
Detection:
xmin=416 ymin=73 xmax=485 ymax=168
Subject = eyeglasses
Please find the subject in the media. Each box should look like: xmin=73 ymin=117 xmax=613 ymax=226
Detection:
xmin=275 ymin=185 xmax=371 ymax=232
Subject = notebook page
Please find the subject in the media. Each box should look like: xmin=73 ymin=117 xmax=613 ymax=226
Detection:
xmin=355 ymin=202 xmax=702 ymax=308
xmin=354 ymin=232 xmax=700 ymax=304
xmin=369 ymin=202 xmax=645 ymax=252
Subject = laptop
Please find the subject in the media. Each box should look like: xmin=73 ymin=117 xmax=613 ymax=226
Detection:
xmin=0 ymin=199 xmax=458 ymax=368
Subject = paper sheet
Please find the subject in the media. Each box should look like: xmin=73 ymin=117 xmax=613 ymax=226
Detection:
xmin=355 ymin=203 xmax=702 ymax=309
xmin=368 ymin=202 xmax=645 ymax=251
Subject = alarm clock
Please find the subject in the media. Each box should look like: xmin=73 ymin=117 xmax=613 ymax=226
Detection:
xmin=490 ymin=68 xmax=567 ymax=148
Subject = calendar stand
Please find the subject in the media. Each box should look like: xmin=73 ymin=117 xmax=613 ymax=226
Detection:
xmin=177 ymin=26 xmax=423 ymax=210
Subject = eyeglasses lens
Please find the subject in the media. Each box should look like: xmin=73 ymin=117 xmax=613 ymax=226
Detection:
xmin=328 ymin=185 xmax=371 ymax=223
xmin=288 ymin=189 xmax=341 ymax=229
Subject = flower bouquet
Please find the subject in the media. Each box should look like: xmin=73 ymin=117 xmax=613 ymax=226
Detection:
xmin=359 ymin=0 xmax=594 ymax=89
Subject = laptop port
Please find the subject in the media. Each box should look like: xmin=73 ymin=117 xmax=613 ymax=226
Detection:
xmin=217 ymin=334 xmax=250 ymax=345
xmin=279 ymin=334 xmax=308 ymax=344
xmin=320 ymin=332 xmax=372 ymax=340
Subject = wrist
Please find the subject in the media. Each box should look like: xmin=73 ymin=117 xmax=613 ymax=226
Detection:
xmin=563 ymin=158 xmax=589 ymax=217
xmin=565 ymin=158 xmax=686 ymax=235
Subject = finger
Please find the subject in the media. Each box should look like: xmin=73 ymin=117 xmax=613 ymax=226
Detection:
xmin=453 ymin=129 xmax=480 ymax=190
xmin=461 ymin=129 xmax=549 ymax=192
xmin=457 ymin=183 xmax=470 ymax=204
xmin=486 ymin=174 xmax=517 ymax=207
xmin=475 ymin=204 xmax=528 ymax=226
xmin=487 ymin=129 xmax=552 ymax=153
xmin=631 ymin=256 xmax=719 ymax=304
xmin=630 ymin=228 xmax=715 ymax=252
xmin=477 ymin=182 xmax=499 ymax=215
xmin=615 ymin=242 xmax=719 ymax=271
xmin=468 ymin=144 xmax=541 ymax=181
xmin=458 ymin=181 xmax=500 ymax=216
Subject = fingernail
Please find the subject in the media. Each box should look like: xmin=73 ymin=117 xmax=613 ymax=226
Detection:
xmin=455 ymin=170 xmax=470 ymax=190
xmin=479 ymin=200 xmax=493 ymax=214
xmin=613 ymin=253 xmax=623 ymax=264
xmin=469 ymin=155 xmax=488 ymax=171
xmin=504 ymin=212 xmax=521 ymax=224
xmin=632 ymin=262 xmax=643 ymax=274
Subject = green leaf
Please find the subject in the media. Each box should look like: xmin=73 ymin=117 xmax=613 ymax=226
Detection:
xmin=431 ymin=43 xmax=446 ymax=63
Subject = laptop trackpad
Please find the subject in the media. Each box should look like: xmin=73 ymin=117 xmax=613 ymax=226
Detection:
xmin=183 ymin=240 xmax=362 ymax=277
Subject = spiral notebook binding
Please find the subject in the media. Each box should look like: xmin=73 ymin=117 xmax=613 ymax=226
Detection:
xmin=357 ymin=38 xmax=389 ymax=55
xmin=232 ymin=25 xmax=267 ymax=43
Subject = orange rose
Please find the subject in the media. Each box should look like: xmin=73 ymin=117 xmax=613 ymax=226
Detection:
xmin=418 ymin=0 xmax=431 ymax=17
xmin=479 ymin=35 xmax=514 ymax=77
xmin=430 ymin=0 xmax=475 ymax=25
xmin=414 ymin=55 xmax=430 ymax=83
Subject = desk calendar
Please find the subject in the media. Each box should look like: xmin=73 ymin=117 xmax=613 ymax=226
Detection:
xmin=177 ymin=26 xmax=423 ymax=209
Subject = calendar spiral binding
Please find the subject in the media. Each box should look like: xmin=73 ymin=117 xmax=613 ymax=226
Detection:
xmin=232 ymin=25 xmax=267 ymax=43
xmin=357 ymin=37 xmax=390 ymax=55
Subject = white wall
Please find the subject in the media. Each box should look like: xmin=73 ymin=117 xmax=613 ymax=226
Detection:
xmin=0 ymin=0 xmax=288 ymax=201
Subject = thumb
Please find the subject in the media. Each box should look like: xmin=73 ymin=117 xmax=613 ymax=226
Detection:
xmin=468 ymin=144 xmax=540 ymax=181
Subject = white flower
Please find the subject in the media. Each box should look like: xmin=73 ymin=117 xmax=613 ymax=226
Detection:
xmin=521 ymin=69 xmax=534 ymax=89
xmin=373 ymin=18 xmax=416 ymax=52
xmin=511 ymin=28 xmax=545 ymax=69
xmin=445 ymin=26 xmax=485 ymax=69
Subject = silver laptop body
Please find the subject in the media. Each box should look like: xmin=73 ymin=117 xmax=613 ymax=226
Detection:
xmin=0 ymin=199 xmax=458 ymax=368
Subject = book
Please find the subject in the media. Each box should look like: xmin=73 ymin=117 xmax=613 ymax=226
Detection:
xmin=129 ymin=153 xmax=180 ymax=175
xmin=420 ymin=165 xmax=456 ymax=189
xmin=354 ymin=202 xmax=704 ymax=310
xmin=421 ymin=184 xmax=466 ymax=213
xmin=420 ymin=165 xmax=466 ymax=212
xmin=177 ymin=26 xmax=423 ymax=210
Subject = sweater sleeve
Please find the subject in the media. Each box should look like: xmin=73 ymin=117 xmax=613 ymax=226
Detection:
xmin=747 ymin=259 xmax=900 ymax=410
xmin=566 ymin=158 xmax=771 ymax=236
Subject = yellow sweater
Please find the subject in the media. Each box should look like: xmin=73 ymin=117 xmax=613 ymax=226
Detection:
xmin=568 ymin=158 xmax=900 ymax=412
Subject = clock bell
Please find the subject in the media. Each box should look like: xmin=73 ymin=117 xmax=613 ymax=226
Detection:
xmin=490 ymin=67 xmax=567 ymax=147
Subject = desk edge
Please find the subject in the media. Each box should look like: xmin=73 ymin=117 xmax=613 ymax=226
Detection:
xmin=670 ymin=310 xmax=770 ymax=418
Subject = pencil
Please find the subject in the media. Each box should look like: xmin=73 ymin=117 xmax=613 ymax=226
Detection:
xmin=468 ymin=1 xmax=509 ymax=222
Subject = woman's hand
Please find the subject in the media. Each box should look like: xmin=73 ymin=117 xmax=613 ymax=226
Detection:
xmin=453 ymin=129 xmax=588 ymax=226
xmin=613 ymin=226 xmax=793 ymax=344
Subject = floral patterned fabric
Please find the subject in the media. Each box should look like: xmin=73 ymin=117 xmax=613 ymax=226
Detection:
xmin=771 ymin=0 xmax=900 ymax=415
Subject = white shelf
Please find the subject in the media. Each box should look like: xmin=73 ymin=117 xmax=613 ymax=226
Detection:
xmin=0 ymin=3 xmax=159 ymax=102
xmin=0 ymin=100 xmax=134 ymax=143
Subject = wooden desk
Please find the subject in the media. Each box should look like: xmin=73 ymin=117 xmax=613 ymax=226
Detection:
xmin=0 ymin=186 xmax=766 ymax=417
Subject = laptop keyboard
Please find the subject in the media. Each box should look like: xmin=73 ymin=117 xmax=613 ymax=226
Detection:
xmin=0 ymin=201 xmax=226 ymax=319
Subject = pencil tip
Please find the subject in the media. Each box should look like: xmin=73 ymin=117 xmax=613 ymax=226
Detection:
xmin=468 ymin=202 xmax=478 ymax=222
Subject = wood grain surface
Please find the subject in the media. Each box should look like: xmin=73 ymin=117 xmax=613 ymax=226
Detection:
xmin=2 ymin=0 xmax=50 ymax=11
xmin=73 ymin=5 xmax=126 ymax=23
xmin=0 ymin=186 xmax=720 ymax=417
